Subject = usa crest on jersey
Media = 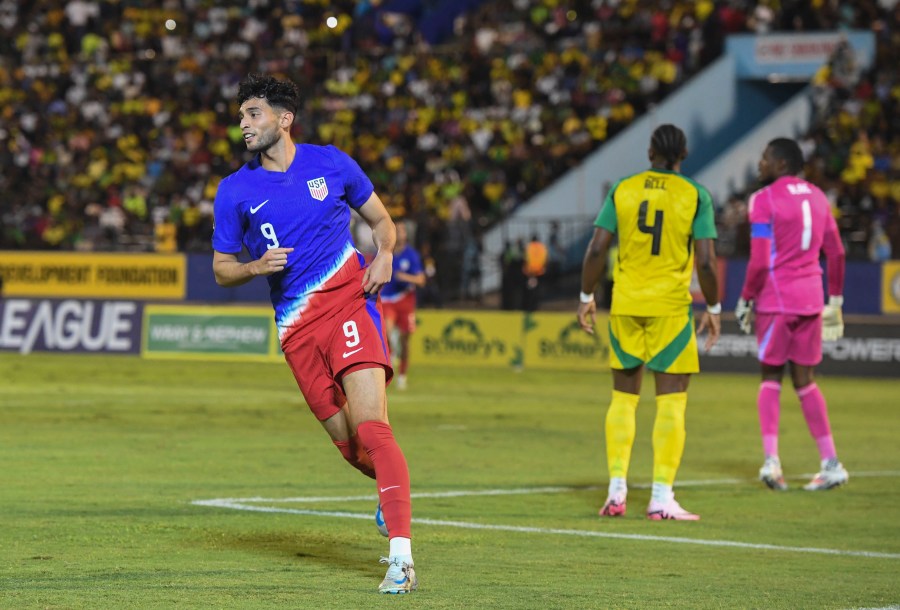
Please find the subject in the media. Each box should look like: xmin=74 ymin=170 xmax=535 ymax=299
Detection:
xmin=307 ymin=177 xmax=328 ymax=201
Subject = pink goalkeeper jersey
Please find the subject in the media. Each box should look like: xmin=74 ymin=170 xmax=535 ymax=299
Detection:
xmin=743 ymin=176 xmax=844 ymax=315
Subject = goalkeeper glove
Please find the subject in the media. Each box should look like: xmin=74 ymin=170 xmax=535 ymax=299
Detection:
xmin=822 ymin=295 xmax=844 ymax=341
xmin=735 ymin=298 xmax=754 ymax=335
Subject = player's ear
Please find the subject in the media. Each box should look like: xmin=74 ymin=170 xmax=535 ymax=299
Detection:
xmin=280 ymin=111 xmax=294 ymax=129
xmin=647 ymin=147 xmax=654 ymax=163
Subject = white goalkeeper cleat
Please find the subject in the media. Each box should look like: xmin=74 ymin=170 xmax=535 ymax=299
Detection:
xmin=378 ymin=557 xmax=417 ymax=594
xmin=803 ymin=459 xmax=849 ymax=491
xmin=759 ymin=456 xmax=788 ymax=491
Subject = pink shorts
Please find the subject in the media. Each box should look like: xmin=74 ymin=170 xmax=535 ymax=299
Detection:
xmin=755 ymin=312 xmax=822 ymax=367
xmin=283 ymin=293 xmax=392 ymax=421
xmin=383 ymin=291 xmax=417 ymax=333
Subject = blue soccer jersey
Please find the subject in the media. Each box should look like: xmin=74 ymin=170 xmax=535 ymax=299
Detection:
xmin=381 ymin=245 xmax=423 ymax=303
xmin=213 ymin=144 xmax=374 ymax=337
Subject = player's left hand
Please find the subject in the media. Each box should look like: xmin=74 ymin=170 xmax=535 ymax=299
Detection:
xmin=735 ymin=298 xmax=754 ymax=335
xmin=577 ymin=299 xmax=597 ymax=335
xmin=363 ymin=251 xmax=393 ymax=294
xmin=822 ymin=295 xmax=844 ymax=341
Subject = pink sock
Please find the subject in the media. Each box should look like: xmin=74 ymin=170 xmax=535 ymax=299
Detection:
xmin=356 ymin=420 xmax=412 ymax=539
xmin=797 ymin=383 xmax=837 ymax=461
xmin=758 ymin=381 xmax=781 ymax=457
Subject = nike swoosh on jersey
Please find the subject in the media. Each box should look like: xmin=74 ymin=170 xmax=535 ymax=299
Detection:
xmin=342 ymin=347 xmax=364 ymax=358
xmin=250 ymin=199 xmax=269 ymax=214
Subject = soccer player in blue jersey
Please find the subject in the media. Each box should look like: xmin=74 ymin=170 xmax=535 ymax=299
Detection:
xmin=211 ymin=74 xmax=417 ymax=594
xmin=381 ymin=221 xmax=425 ymax=390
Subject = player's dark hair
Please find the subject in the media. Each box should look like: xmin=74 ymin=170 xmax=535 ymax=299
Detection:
xmin=237 ymin=73 xmax=300 ymax=115
xmin=650 ymin=124 xmax=687 ymax=170
xmin=766 ymin=137 xmax=804 ymax=175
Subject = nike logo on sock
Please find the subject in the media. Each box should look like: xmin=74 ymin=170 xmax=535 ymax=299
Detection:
xmin=250 ymin=199 xmax=269 ymax=214
xmin=379 ymin=485 xmax=400 ymax=493
xmin=342 ymin=347 xmax=363 ymax=358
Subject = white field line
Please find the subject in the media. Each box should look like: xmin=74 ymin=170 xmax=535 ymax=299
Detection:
xmin=195 ymin=471 xmax=900 ymax=505
xmin=191 ymin=499 xmax=900 ymax=560
xmin=191 ymin=471 xmax=900 ymax=560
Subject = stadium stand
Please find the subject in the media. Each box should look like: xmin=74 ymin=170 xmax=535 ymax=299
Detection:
xmin=0 ymin=0 xmax=896 ymax=284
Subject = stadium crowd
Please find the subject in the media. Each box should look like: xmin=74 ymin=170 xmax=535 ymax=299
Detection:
xmin=0 ymin=0 xmax=898 ymax=287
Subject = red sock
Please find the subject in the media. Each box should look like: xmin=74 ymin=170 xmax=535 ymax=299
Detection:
xmin=356 ymin=420 xmax=411 ymax=539
xmin=333 ymin=436 xmax=376 ymax=479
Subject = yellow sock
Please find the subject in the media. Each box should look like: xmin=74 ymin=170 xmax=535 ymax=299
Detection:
xmin=606 ymin=390 xmax=640 ymax=480
xmin=652 ymin=392 xmax=688 ymax=486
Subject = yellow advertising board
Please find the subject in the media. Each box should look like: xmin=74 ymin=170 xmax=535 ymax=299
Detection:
xmin=410 ymin=310 xmax=524 ymax=368
xmin=0 ymin=251 xmax=186 ymax=299
xmin=521 ymin=311 xmax=611 ymax=371
xmin=882 ymin=261 xmax=900 ymax=314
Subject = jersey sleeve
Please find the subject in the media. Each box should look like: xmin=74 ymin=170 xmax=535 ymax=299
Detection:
xmin=211 ymin=175 xmax=244 ymax=254
xmin=594 ymin=180 xmax=620 ymax=232
xmin=331 ymin=146 xmax=375 ymax=209
xmin=748 ymin=188 xmax=773 ymax=235
xmin=691 ymin=185 xmax=717 ymax=239
xmin=822 ymin=210 xmax=846 ymax=297
xmin=741 ymin=190 xmax=771 ymax=300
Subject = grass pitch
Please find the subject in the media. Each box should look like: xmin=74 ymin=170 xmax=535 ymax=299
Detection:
xmin=1 ymin=352 xmax=898 ymax=609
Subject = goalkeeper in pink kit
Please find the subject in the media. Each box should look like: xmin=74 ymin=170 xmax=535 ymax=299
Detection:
xmin=735 ymin=138 xmax=848 ymax=491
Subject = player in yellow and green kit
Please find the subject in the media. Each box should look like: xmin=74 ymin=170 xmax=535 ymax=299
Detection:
xmin=577 ymin=124 xmax=721 ymax=520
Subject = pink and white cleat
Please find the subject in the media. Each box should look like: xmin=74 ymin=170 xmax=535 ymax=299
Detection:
xmin=599 ymin=494 xmax=627 ymax=517
xmin=646 ymin=497 xmax=700 ymax=521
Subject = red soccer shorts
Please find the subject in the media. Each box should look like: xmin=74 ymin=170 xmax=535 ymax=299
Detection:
xmin=755 ymin=312 xmax=823 ymax=367
xmin=283 ymin=292 xmax=392 ymax=421
xmin=382 ymin=291 xmax=417 ymax=333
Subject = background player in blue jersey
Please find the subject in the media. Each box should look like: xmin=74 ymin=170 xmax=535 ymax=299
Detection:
xmin=381 ymin=221 xmax=425 ymax=391
xmin=211 ymin=74 xmax=417 ymax=594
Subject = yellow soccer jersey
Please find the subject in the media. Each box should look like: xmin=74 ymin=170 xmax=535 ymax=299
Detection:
xmin=596 ymin=168 xmax=717 ymax=316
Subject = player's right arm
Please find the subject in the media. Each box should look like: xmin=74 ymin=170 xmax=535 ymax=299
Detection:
xmin=578 ymin=186 xmax=619 ymax=334
xmin=211 ymin=177 xmax=295 ymax=287
xmin=394 ymin=269 xmax=426 ymax=287
xmin=578 ymin=227 xmax=614 ymax=334
xmin=213 ymin=248 xmax=295 ymax=287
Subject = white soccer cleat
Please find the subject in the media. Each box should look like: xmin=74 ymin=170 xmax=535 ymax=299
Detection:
xmin=803 ymin=459 xmax=849 ymax=491
xmin=378 ymin=557 xmax=417 ymax=594
xmin=759 ymin=456 xmax=788 ymax=491
xmin=396 ymin=374 xmax=408 ymax=391
xmin=647 ymin=495 xmax=700 ymax=521
xmin=375 ymin=503 xmax=389 ymax=537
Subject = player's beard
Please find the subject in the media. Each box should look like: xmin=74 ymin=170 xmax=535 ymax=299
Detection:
xmin=245 ymin=125 xmax=282 ymax=153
